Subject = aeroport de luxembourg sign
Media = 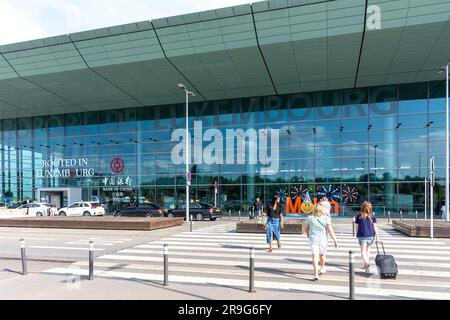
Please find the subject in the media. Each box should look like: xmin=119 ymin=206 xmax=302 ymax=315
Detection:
xmin=36 ymin=158 xmax=95 ymax=178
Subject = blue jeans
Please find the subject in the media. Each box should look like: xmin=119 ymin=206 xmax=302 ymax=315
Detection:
xmin=266 ymin=217 xmax=280 ymax=243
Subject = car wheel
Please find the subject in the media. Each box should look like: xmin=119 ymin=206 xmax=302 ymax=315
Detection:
xmin=114 ymin=211 xmax=121 ymax=217
xmin=59 ymin=212 xmax=66 ymax=216
xmin=146 ymin=212 xmax=153 ymax=218
xmin=36 ymin=212 xmax=43 ymax=217
xmin=168 ymin=213 xmax=174 ymax=218
xmin=210 ymin=218 xmax=217 ymax=221
xmin=83 ymin=211 xmax=91 ymax=216
xmin=196 ymin=213 xmax=204 ymax=221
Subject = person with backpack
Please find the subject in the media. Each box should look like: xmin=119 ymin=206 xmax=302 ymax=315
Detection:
xmin=305 ymin=203 xmax=338 ymax=281
xmin=265 ymin=195 xmax=284 ymax=253
xmin=355 ymin=201 xmax=381 ymax=272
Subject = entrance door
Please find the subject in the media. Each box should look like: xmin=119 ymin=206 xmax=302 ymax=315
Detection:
xmin=49 ymin=194 xmax=62 ymax=208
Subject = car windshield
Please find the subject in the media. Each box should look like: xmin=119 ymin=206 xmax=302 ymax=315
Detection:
xmin=90 ymin=203 xmax=101 ymax=208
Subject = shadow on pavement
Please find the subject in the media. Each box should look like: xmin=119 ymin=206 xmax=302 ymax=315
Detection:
xmin=2 ymin=268 xmax=23 ymax=275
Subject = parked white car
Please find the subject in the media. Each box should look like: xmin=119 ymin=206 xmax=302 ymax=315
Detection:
xmin=28 ymin=203 xmax=54 ymax=217
xmin=58 ymin=202 xmax=105 ymax=217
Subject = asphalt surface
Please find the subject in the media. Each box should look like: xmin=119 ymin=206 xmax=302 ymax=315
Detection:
xmin=1 ymin=218 xmax=449 ymax=300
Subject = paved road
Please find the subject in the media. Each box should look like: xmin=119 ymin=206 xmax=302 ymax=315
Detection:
xmin=37 ymin=221 xmax=450 ymax=300
xmin=0 ymin=220 xmax=206 ymax=261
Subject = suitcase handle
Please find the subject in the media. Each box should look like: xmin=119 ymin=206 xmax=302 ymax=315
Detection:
xmin=376 ymin=241 xmax=385 ymax=255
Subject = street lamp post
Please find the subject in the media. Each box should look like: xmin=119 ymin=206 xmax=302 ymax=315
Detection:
xmin=438 ymin=63 xmax=449 ymax=221
xmin=177 ymin=84 xmax=196 ymax=223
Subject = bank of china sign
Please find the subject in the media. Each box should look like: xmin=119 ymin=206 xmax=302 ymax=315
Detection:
xmin=36 ymin=158 xmax=95 ymax=178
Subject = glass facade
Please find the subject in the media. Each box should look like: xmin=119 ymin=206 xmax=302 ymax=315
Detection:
xmin=1 ymin=81 xmax=447 ymax=217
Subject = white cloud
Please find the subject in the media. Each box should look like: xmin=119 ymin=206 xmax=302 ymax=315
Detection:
xmin=0 ymin=0 xmax=253 ymax=45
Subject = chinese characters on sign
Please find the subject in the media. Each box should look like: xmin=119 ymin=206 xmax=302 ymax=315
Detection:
xmin=102 ymin=176 xmax=132 ymax=187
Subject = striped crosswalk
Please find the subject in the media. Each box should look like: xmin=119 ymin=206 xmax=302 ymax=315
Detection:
xmin=43 ymin=222 xmax=450 ymax=299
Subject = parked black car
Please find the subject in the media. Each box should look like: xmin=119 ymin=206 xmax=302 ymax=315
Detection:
xmin=167 ymin=202 xmax=222 ymax=221
xmin=113 ymin=203 xmax=167 ymax=217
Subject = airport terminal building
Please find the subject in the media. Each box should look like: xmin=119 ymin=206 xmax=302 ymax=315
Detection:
xmin=0 ymin=0 xmax=448 ymax=216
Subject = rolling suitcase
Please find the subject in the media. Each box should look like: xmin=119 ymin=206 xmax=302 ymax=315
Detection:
xmin=375 ymin=241 xmax=398 ymax=279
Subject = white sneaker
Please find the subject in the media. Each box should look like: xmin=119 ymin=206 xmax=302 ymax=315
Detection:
xmin=314 ymin=274 xmax=319 ymax=281
xmin=319 ymin=269 xmax=326 ymax=275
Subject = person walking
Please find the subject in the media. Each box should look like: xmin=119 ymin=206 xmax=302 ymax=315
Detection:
xmin=265 ymin=195 xmax=284 ymax=253
xmin=320 ymin=196 xmax=331 ymax=218
xmin=305 ymin=203 xmax=338 ymax=280
xmin=253 ymin=197 xmax=263 ymax=220
xmin=355 ymin=201 xmax=381 ymax=272
xmin=441 ymin=202 xmax=447 ymax=220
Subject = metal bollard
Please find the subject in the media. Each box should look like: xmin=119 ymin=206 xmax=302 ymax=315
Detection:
xmin=229 ymin=210 xmax=231 ymax=221
xmin=388 ymin=211 xmax=391 ymax=224
xmin=352 ymin=217 xmax=355 ymax=236
xmin=415 ymin=210 xmax=418 ymax=221
xmin=163 ymin=244 xmax=169 ymax=286
xmin=400 ymin=210 xmax=403 ymax=221
xmin=190 ymin=214 xmax=193 ymax=232
xmin=349 ymin=251 xmax=355 ymax=300
xmin=20 ymin=239 xmax=27 ymax=275
xmin=248 ymin=247 xmax=255 ymax=293
xmin=88 ymin=241 xmax=94 ymax=280
xmin=239 ymin=210 xmax=241 ymax=222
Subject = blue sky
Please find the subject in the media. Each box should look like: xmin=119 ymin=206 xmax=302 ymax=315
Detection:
xmin=0 ymin=0 xmax=253 ymax=45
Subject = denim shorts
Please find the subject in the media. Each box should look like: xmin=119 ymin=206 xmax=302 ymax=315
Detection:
xmin=358 ymin=236 xmax=375 ymax=246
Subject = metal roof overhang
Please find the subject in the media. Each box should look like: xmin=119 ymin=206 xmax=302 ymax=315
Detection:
xmin=0 ymin=0 xmax=448 ymax=120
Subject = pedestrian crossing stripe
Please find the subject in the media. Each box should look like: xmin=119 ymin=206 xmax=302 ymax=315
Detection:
xmin=145 ymin=242 xmax=450 ymax=259
xmin=140 ymin=241 xmax=448 ymax=252
xmin=42 ymin=267 xmax=450 ymax=300
xmin=120 ymin=246 xmax=450 ymax=269
xmin=70 ymin=260 xmax=450 ymax=289
xmin=96 ymin=253 xmax=450 ymax=278
xmin=161 ymin=237 xmax=447 ymax=247
xmin=169 ymin=233 xmax=447 ymax=245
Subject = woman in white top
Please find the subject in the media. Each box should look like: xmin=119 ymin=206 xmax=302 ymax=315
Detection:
xmin=305 ymin=204 xmax=338 ymax=281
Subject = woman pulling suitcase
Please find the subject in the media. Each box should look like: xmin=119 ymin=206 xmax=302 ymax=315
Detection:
xmin=354 ymin=201 xmax=381 ymax=272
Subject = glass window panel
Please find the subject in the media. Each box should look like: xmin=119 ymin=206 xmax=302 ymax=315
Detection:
xmin=48 ymin=114 xmax=64 ymax=137
xmin=315 ymin=133 xmax=341 ymax=146
xmin=428 ymin=113 xmax=446 ymax=127
xmin=398 ymin=99 xmax=427 ymax=115
xmin=369 ymin=85 xmax=398 ymax=116
xmin=342 ymin=118 xmax=369 ymax=132
xmin=241 ymin=97 xmax=264 ymax=125
xmin=369 ymin=182 xmax=396 ymax=212
xmin=429 ymin=98 xmax=446 ymax=113
xmin=82 ymin=112 xmax=98 ymax=135
xmin=315 ymin=90 xmax=341 ymax=107
xmin=316 ymin=158 xmax=341 ymax=171
xmin=398 ymin=114 xmax=427 ymax=129
xmin=429 ymin=80 xmax=446 ymax=99
xmin=429 ymin=128 xmax=445 ymax=141
xmin=313 ymin=119 xmax=341 ymax=133
xmin=369 ymin=116 xmax=397 ymax=131
xmin=65 ymin=113 xmax=81 ymax=136
xmin=398 ymin=128 xmax=427 ymax=141
xmin=288 ymin=94 xmax=314 ymax=123
xmin=370 ymin=130 xmax=396 ymax=143
xmin=342 ymin=131 xmax=368 ymax=144
xmin=399 ymin=82 xmax=427 ymax=101
xmin=117 ymin=108 xmax=136 ymax=132
xmin=341 ymin=143 xmax=368 ymax=157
